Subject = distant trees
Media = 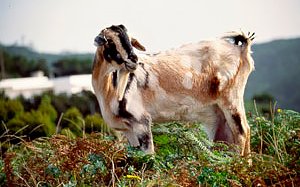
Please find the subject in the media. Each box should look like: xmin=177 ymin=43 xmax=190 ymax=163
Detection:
xmin=53 ymin=58 xmax=92 ymax=77
xmin=0 ymin=50 xmax=50 ymax=78
xmin=0 ymin=48 xmax=93 ymax=79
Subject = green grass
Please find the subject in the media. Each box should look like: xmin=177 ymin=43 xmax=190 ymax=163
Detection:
xmin=0 ymin=109 xmax=299 ymax=186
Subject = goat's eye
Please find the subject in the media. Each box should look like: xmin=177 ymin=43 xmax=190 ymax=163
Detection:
xmin=116 ymin=54 xmax=121 ymax=59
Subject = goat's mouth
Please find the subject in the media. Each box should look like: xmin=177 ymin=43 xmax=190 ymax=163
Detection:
xmin=124 ymin=60 xmax=137 ymax=72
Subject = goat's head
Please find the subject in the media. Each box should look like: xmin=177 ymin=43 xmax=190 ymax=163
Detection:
xmin=94 ymin=24 xmax=146 ymax=72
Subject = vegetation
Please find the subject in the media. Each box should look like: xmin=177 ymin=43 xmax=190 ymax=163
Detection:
xmin=0 ymin=91 xmax=101 ymax=153
xmin=0 ymin=92 xmax=299 ymax=186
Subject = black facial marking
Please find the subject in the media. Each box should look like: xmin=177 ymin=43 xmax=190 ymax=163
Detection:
xmin=138 ymin=133 xmax=150 ymax=150
xmin=232 ymin=113 xmax=244 ymax=135
xmin=103 ymin=43 xmax=124 ymax=64
xmin=118 ymin=98 xmax=134 ymax=119
xmin=112 ymin=71 xmax=118 ymax=88
xmin=109 ymin=25 xmax=134 ymax=59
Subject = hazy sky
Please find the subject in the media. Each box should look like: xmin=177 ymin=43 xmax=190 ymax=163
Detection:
xmin=1 ymin=0 xmax=300 ymax=53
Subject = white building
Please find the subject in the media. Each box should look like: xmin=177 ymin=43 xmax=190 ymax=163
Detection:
xmin=52 ymin=74 xmax=92 ymax=95
xmin=0 ymin=73 xmax=93 ymax=99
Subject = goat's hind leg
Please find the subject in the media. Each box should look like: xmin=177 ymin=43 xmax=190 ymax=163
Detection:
xmin=123 ymin=115 xmax=154 ymax=154
xmin=217 ymin=102 xmax=251 ymax=156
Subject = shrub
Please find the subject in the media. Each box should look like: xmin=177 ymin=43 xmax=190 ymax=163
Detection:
xmin=0 ymin=98 xmax=23 ymax=122
xmin=84 ymin=113 xmax=113 ymax=135
xmin=60 ymin=107 xmax=84 ymax=137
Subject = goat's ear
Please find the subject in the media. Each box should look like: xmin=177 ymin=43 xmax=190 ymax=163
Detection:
xmin=131 ymin=38 xmax=146 ymax=51
xmin=94 ymin=34 xmax=106 ymax=47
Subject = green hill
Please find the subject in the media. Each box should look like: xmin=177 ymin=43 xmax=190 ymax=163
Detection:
xmin=246 ymin=38 xmax=300 ymax=111
xmin=0 ymin=44 xmax=93 ymax=64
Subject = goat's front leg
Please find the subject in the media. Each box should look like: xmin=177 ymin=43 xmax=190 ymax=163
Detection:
xmin=217 ymin=100 xmax=251 ymax=156
xmin=123 ymin=115 xmax=154 ymax=154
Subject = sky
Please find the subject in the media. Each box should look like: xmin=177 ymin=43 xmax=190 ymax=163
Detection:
xmin=0 ymin=0 xmax=300 ymax=53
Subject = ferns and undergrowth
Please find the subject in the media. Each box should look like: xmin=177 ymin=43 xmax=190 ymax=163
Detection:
xmin=0 ymin=101 xmax=299 ymax=186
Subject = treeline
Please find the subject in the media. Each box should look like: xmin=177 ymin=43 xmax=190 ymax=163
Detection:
xmin=0 ymin=48 xmax=93 ymax=79
xmin=0 ymin=91 xmax=114 ymax=152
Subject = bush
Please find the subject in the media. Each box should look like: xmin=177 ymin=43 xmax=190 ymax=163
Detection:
xmin=0 ymin=98 xmax=23 ymax=122
xmin=5 ymin=96 xmax=56 ymax=139
xmin=84 ymin=113 xmax=113 ymax=135
xmin=60 ymin=107 xmax=84 ymax=137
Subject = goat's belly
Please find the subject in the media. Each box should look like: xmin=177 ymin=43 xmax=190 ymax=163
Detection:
xmin=145 ymin=96 xmax=215 ymax=123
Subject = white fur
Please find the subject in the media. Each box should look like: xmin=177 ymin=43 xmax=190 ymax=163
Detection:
xmin=182 ymin=72 xmax=193 ymax=89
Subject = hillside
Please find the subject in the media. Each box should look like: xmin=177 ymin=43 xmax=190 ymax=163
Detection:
xmin=246 ymin=38 xmax=300 ymax=111
xmin=0 ymin=44 xmax=93 ymax=64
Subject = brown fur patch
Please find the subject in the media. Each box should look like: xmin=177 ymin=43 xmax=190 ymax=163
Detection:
xmin=209 ymin=76 xmax=220 ymax=98
xmin=232 ymin=113 xmax=244 ymax=135
xmin=151 ymin=56 xmax=215 ymax=104
xmin=141 ymin=89 xmax=155 ymax=104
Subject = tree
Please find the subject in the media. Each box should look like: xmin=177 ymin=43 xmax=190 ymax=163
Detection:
xmin=53 ymin=58 xmax=92 ymax=77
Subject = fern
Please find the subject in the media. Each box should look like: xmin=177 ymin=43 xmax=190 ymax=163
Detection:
xmin=182 ymin=131 xmax=231 ymax=163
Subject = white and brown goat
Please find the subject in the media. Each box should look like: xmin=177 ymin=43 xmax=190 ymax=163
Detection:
xmin=92 ymin=25 xmax=255 ymax=156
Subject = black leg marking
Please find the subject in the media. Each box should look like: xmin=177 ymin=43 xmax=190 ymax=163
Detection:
xmin=232 ymin=113 xmax=244 ymax=134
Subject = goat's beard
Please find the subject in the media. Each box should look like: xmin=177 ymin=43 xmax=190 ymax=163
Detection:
xmin=116 ymin=68 xmax=130 ymax=101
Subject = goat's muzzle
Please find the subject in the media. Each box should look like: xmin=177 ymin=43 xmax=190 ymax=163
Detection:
xmin=125 ymin=52 xmax=138 ymax=72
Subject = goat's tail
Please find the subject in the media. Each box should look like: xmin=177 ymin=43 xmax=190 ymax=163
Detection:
xmin=222 ymin=31 xmax=255 ymax=71
xmin=222 ymin=31 xmax=255 ymax=48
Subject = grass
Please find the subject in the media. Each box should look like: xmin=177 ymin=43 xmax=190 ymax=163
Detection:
xmin=0 ymin=109 xmax=300 ymax=186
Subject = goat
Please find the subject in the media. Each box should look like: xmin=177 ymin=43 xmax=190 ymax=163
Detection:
xmin=92 ymin=25 xmax=255 ymax=156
